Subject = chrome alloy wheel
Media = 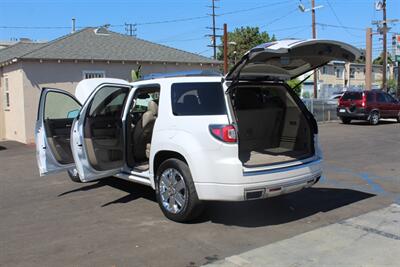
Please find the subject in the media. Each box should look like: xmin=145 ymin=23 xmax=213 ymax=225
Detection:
xmin=159 ymin=168 xmax=187 ymax=214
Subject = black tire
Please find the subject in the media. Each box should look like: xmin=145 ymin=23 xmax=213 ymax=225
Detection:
xmin=67 ymin=168 xmax=82 ymax=183
xmin=155 ymin=158 xmax=204 ymax=222
xmin=340 ymin=117 xmax=351 ymax=124
xmin=369 ymin=111 xmax=380 ymax=125
xmin=396 ymin=113 xmax=400 ymax=123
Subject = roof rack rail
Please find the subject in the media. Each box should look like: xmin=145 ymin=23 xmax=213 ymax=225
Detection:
xmin=141 ymin=69 xmax=222 ymax=80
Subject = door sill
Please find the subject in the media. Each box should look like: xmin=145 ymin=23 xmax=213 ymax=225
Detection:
xmin=114 ymin=170 xmax=151 ymax=187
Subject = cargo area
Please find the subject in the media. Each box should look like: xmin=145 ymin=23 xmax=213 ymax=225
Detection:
xmin=231 ymin=84 xmax=314 ymax=167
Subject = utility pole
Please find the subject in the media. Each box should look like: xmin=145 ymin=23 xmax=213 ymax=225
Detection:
xmin=312 ymin=0 xmax=318 ymax=99
xmin=382 ymin=0 xmax=388 ymax=91
xmin=125 ymin=23 xmax=137 ymax=37
xmin=365 ymin=27 xmax=373 ymax=90
xmin=223 ymin=23 xmax=228 ymax=74
xmin=207 ymin=0 xmax=220 ymax=60
xmin=299 ymin=0 xmax=323 ymax=98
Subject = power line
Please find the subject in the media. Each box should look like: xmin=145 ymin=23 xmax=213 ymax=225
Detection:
xmin=325 ymin=0 xmax=362 ymax=38
xmin=260 ymin=8 xmax=299 ymax=30
xmin=316 ymin=23 xmax=365 ymax=31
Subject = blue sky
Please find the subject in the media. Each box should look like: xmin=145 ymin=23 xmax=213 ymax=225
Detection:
xmin=0 ymin=0 xmax=399 ymax=58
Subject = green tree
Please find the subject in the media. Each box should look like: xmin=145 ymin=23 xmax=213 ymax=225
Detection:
xmin=217 ymin=26 xmax=276 ymax=68
xmin=373 ymin=52 xmax=393 ymax=65
xmin=131 ymin=65 xmax=142 ymax=81
xmin=286 ymin=78 xmax=302 ymax=96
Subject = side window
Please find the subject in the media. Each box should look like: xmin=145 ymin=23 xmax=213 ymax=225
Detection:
xmin=88 ymin=86 xmax=129 ymax=118
xmin=132 ymin=91 xmax=160 ymax=113
xmin=366 ymin=93 xmax=374 ymax=102
xmin=376 ymin=93 xmax=386 ymax=103
xmin=171 ymin=82 xmax=226 ymax=116
xmin=44 ymin=91 xmax=81 ymax=119
xmin=384 ymin=93 xmax=395 ymax=103
xmin=83 ymin=71 xmax=105 ymax=79
xmin=3 ymin=77 xmax=10 ymax=110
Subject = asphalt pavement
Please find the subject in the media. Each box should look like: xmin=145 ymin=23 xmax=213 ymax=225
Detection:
xmin=0 ymin=120 xmax=399 ymax=267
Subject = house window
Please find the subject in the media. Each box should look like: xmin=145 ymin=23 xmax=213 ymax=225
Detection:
xmin=350 ymin=68 xmax=355 ymax=78
xmin=82 ymin=70 xmax=105 ymax=79
xmin=322 ymin=66 xmax=328 ymax=75
xmin=3 ymin=77 xmax=10 ymax=110
xmin=335 ymin=68 xmax=342 ymax=78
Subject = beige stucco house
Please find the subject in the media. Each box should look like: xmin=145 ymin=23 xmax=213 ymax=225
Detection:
xmin=0 ymin=27 xmax=220 ymax=143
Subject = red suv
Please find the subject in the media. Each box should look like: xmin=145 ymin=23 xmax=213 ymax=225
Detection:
xmin=337 ymin=90 xmax=400 ymax=125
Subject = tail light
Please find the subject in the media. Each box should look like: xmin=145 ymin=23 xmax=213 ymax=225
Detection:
xmin=209 ymin=124 xmax=237 ymax=143
xmin=361 ymin=93 xmax=366 ymax=107
xmin=338 ymin=96 xmax=344 ymax=106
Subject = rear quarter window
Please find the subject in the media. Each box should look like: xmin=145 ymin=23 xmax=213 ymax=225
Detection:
xmin=171 ymin=82 xmax=227 ymax=116
xmin=341 ymin=92 xmax=362 ymax=101
xmin=366 ymin=93 xmax=374 ymax=102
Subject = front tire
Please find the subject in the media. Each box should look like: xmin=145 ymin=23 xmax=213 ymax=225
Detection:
xmin=155 ymin=158 xmax=203 ymax=222
xmin=67 ymin=168 xmax=82 ymax=183
xmin=340 ymin=117 xmax=351 ymax=124
xmin=396 ymin=112 xmax=400 ymax=123
xmin=369 ymin=111 xmax=380 ymax=125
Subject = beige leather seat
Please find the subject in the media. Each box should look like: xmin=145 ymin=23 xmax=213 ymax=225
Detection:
xmin=133 ymin=100 xmax=158 ymax=161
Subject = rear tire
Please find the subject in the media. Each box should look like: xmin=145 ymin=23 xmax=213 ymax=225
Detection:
xmin=396 ymin=113 xmax=400 ymax=123
xmin=340 ymin=117 xmax=351 ymax=124
xmin=155 ymin=158 xmax=204 ymax=222
xmin=369 ymin=111 xmax=380 ymax=125
xmin=67 ymin=168 xmax=82 ymax=183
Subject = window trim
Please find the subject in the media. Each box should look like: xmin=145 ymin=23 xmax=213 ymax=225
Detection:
xmin=82 ymin=70 xmax=106 ymax=80
xmin=3 ymin=76 xmax=10 ymax=110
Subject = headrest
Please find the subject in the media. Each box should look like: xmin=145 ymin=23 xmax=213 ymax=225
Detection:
xmin=148 ymin=100 xmax=158 ymax=116
xmin=183 ymin=95 xmax=199 ymax=106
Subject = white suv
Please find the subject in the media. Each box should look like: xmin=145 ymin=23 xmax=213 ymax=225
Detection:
xmin=36 ymin=39 xmax=359 ymax=222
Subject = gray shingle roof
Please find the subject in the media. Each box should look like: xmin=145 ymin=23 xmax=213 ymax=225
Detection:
xmin=7 ymin=27 xmax=219 ymax=64
xmin=0 ymin=42 xmax=46 ymax=64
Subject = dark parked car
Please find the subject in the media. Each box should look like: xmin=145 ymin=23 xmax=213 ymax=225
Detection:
xmin=337 ymin=90 xmax=400 ymax=125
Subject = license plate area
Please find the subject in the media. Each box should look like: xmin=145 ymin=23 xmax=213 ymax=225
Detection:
xmin=339 ymin=108 xmax=346 ymax=113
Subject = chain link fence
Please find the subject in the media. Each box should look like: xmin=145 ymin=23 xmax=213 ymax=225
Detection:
xmin=302 ymin=99 xmax=339 ymax=122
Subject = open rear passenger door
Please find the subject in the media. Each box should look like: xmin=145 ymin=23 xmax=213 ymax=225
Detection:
xmin=71 ymin=81 xmax=132 ymax=182
xmin=35 ymin=88 xmax=81 ymax=176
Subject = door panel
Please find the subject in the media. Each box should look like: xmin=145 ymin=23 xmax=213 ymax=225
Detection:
xmin=44 ymin=118 xmax=75 ymax=164
xmin=35 ymin=89 xmax=81 ymax=176
xmin=71 ymin=82 xmax=131 ymax=182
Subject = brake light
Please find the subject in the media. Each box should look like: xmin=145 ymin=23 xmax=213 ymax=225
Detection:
xmin=209 ymin=124 xmax=237 ymax=143
xmin=338 ymin=96 xmax=343 ymax=105
xmin=362 ymin=93 xmax=366 ymax=107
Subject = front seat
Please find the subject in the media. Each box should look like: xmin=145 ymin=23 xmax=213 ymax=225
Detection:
xmin=133 ymin=100 xmax=158 ymax=162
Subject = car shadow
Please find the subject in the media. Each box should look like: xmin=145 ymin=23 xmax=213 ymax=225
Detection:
xmin=58 ymin=177 xmax=157 ymax=205
xmin=347 ymin=119 xmax=398 ymax=126
xmin=59 ymin=178 xmax=374 ymax=227
xmin=193 ymin=187 xmax=374 ymax=227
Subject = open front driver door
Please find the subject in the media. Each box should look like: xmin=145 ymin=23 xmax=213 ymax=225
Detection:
xmin=35 ymin=88 xmax=81 ymax=176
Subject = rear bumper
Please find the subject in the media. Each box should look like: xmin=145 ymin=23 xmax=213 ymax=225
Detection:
xmin=337 ymin=107 xmax=369 ymax=119
xmin=194 ymin=158 xmax=323 ymax=201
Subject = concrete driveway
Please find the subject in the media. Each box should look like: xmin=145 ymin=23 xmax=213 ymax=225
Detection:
xmin=0 ymin=121 xmax=399 ymax=266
